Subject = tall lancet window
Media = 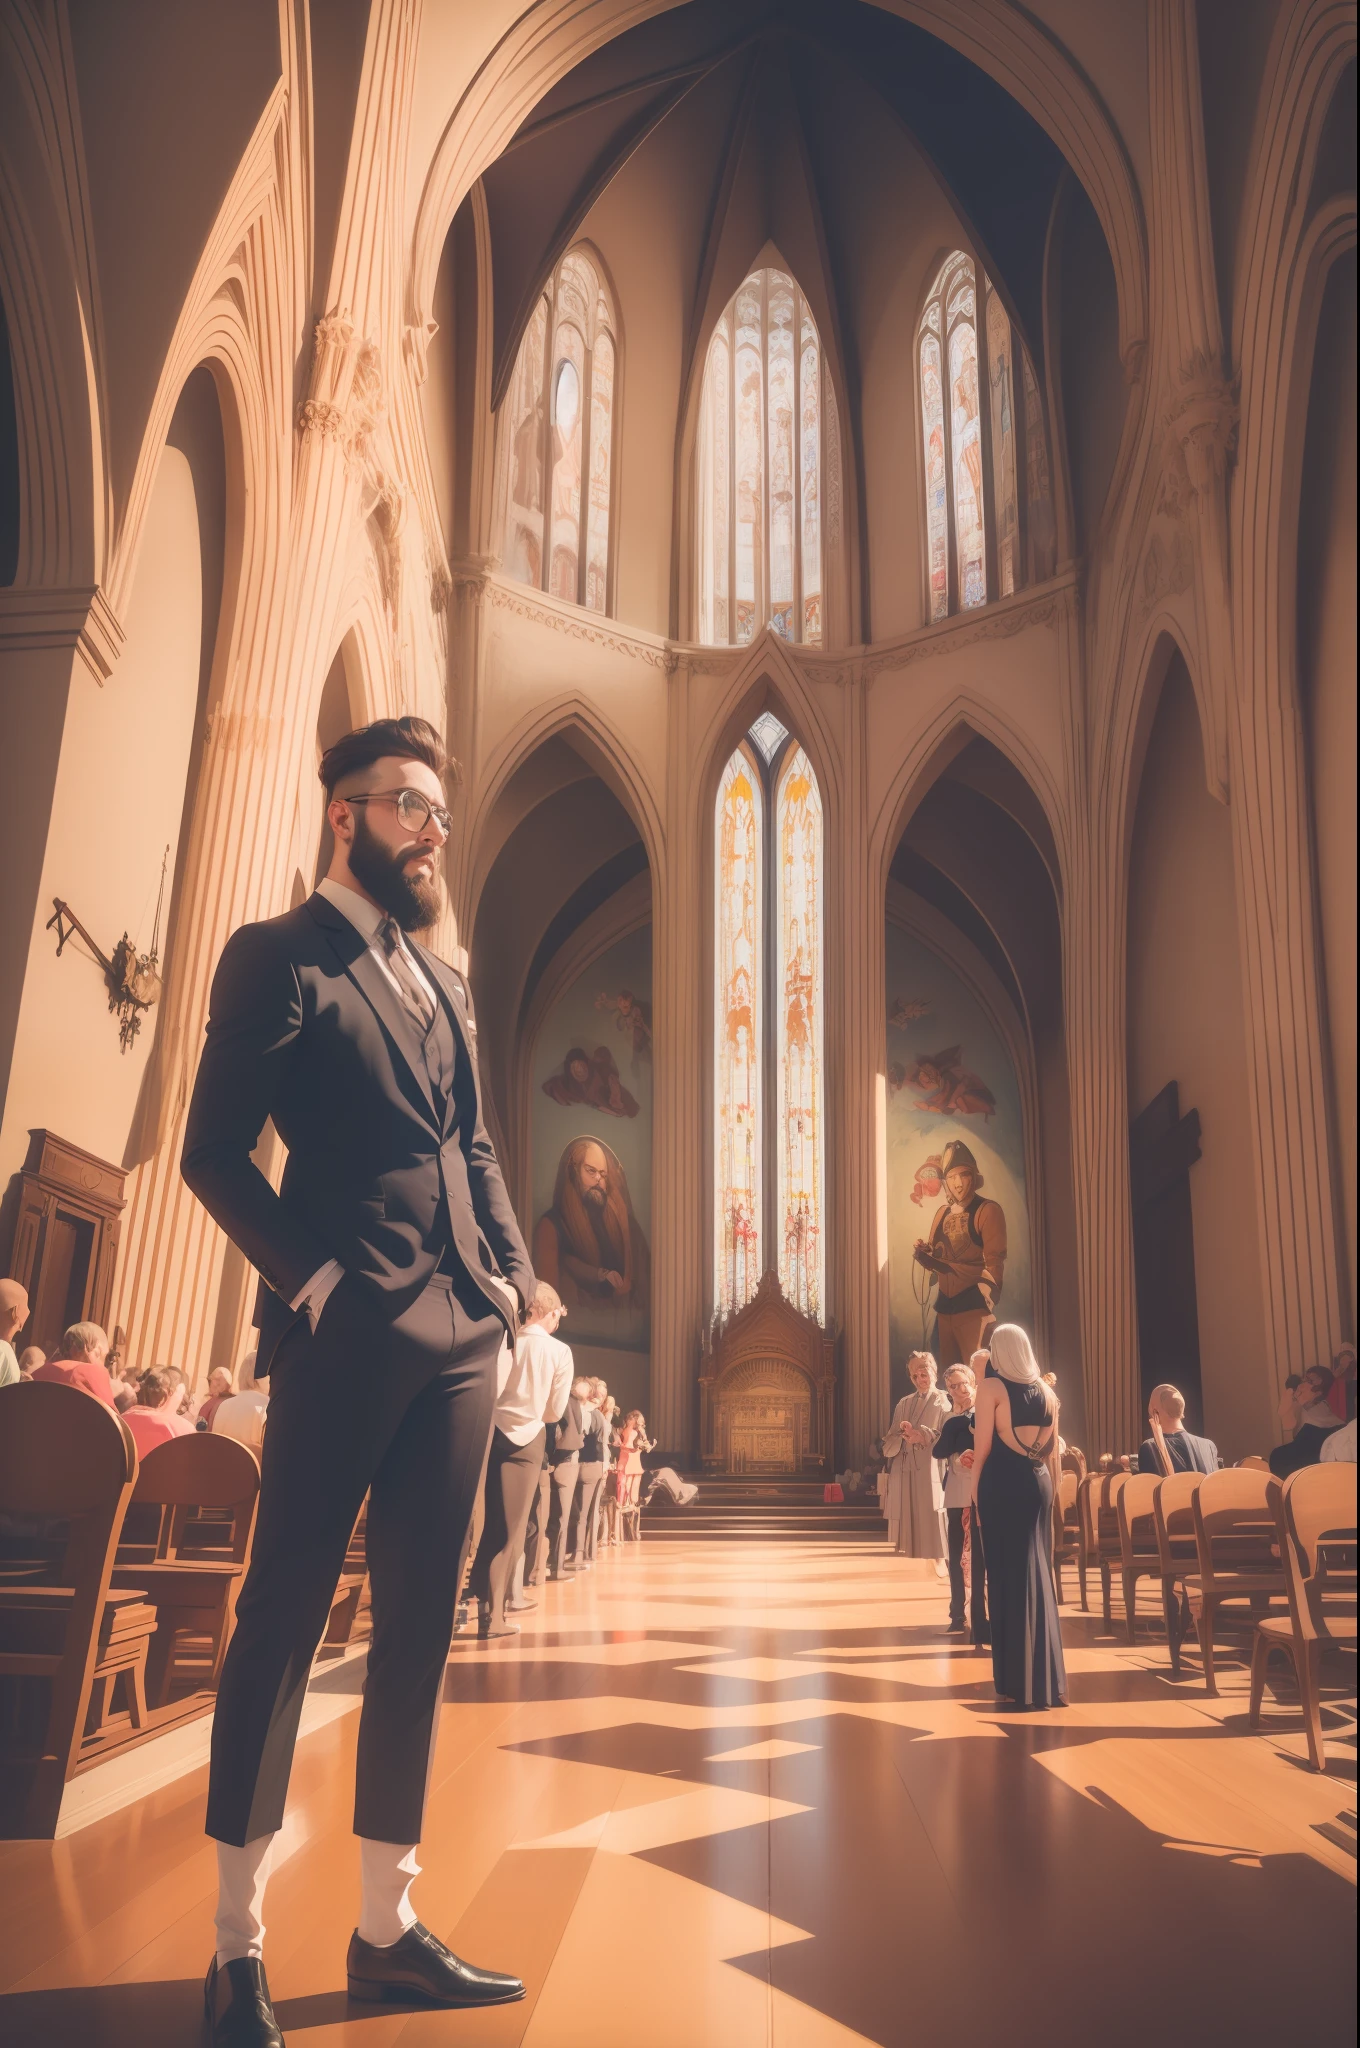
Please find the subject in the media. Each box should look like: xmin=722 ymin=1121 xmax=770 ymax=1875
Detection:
xmin=917 ymin=252 xmax=1055 ymax=621
xmin=714 ymin=713 xmax=826 ymax=1322
xmin=697 ymin=268 xmax=826 ymax=646
xmin=502 ymin=247 xmax=617 ymax=612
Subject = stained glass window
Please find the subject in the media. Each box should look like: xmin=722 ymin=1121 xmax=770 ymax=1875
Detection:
xmin=919 ymin=322 xmax=948 ymax=623
xmin=947 ymin=277 xmax=986 ymax=608
xmin=775 ymin=746 xmax=824 ymax=1318
xmin=917 ymin=252 xmax=1050 ymax=617
xmin=501 ymin=248 xmax=617 ymax=613
xmin=714 ymin=723 xmax=826 ymax=1324
xmin=697 ymin=268 xmax=831 ymax=646
xmin=715 ymin=745 xmax=763 ymax=1316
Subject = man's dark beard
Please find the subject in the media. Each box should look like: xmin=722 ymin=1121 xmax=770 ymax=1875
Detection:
xmin=581 ymin=1183 xmax=608 ymax=1208
xmin=348 ymin=810 xmax=441 ymax=931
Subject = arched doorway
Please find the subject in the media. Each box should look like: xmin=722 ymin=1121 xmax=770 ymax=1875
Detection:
xmin=883 ymin=733 xmax=1081 ymax=1443
xmin=471 ymin=732 xmax=654 ymax=1421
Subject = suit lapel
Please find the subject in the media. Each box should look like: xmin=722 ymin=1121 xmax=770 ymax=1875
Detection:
xmin=306 ymin=895 xmax=440 ymax=1128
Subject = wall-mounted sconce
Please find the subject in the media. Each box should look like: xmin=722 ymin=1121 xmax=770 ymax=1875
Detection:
xmin=47 ymin=847 xmax=168 ymax=1052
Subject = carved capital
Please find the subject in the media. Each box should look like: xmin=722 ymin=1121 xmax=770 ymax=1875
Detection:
xmin=1166 ymin=351 xmax=1238 ymax=494
xmin=0 ymin=584 xmax=126 ymax=682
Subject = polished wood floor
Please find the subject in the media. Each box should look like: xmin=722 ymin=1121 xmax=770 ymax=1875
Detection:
xmin=0 ymin=1536 xmax=1354 ymax=2046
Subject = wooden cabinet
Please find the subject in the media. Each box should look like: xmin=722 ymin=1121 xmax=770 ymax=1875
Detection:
xmin=3 ymin=1131 xmax=127 ymax=1357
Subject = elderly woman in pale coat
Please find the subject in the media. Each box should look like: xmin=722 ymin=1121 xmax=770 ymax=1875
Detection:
xmin=882 ymin=1351 xmax=950 ymax=1566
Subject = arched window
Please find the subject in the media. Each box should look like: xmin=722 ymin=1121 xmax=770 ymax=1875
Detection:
xmin=502 ymin=248 xmax=617 ymax=613
xmin=697 ymin=268 xmax=828 ymax=647
xmin=715 ymin=712 xmax=825 ymax=1321
xmin=918 ymin=253 xmax=1055 ymax=621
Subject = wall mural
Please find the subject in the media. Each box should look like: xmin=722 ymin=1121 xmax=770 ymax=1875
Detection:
xmin=886 ymin=921 xmax=1031 ymax=1395
xmin=531 ymin=925 xmax=652 ymax=1357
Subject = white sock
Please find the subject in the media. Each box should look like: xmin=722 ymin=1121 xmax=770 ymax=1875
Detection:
xmin=357 ymin=1838 xmax=421 ymax=1947
xmin=215 ymin=1833 xmax=276 ymax=1965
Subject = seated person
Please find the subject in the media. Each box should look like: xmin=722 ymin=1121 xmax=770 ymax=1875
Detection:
xmin=31 ymin=1321 xmax=116 ymax=1406
xmin=211 ymin=1352 xmax=269 ymax=1452
xmin=17 ymin=1347 xmax=46 ymax=1380
xmin=0 ymin=1279 xmax=29 ymax=1387
xmin=122 ymin=1370 xmax=181 ymax=1459
xmin=1137 ymin=1384 xmax=1220 ymax=1475
xmin=194 ymin=1366 xmax=236 ymax=1432
xmin=1270 ymin=1365 xmax=1342 ymax=1477
xmin=1319 ymin=1415 xmax=1357 ymax=1464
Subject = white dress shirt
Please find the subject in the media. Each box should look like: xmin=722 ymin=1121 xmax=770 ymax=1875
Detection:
xmin=291 ymin=879 xmax=441 ymax=1325
xmin=212 ymin=1388 xmax=269 ymax=1452
xmin=493 ymin=1324 xmax=573 ymax=1447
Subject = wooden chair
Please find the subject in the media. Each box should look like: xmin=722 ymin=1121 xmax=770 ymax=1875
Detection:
xmin=111 ymin=1434 xmax=260 ymax=1707
xmin=320 ymin=1500 xmax=369 ymax=1656
xmin=1060 ymin=1447 xmax=1087 ymax=1481
xmin=1116 ymin=1475 xmax=1163 ymax=1642
xmin=1083 ymin=1471 xmax=1128 ymax=1626
xmin=1249 ymin=1464 xmax=1357 ymax=1770
xmin=1152 ymin=1472 xmax=1204 ymax=1675
xmin=1237 ymin=1456 xmax=1271 ymax=1471
xmin=0 ymin=1383 xmax=155 ymax=1837
xmin=1052 ymin=1470 xmax=1085 ymax=1607
xmin=1074 ymin=1473 xmax=1100 ymax=1612
xmin=1189 ymin=1467 xmax=1286 ymax=1694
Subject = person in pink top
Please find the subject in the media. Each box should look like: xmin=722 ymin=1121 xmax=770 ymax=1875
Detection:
xmin=31 ymin=1322 xmax=116 ymax=1407
xmin=122 ymin=1370 xmax=181 ymax=1459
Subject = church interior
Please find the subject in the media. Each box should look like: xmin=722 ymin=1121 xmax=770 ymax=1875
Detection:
xmin=0 ymin=3 xmax=1354 ymax=2043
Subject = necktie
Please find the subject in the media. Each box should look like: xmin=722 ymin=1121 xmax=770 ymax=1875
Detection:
xmin=378 ymin=916 xmax=435 ymax=1035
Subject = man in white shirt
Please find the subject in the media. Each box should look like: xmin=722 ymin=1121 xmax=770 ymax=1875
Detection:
xmin=467 ymin=1283 xmax=572 ymax=1636
xmin=568 ymin=1378 xmax=609 ymax=1570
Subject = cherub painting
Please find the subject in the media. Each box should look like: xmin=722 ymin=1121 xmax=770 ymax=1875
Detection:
xmin=596 ymin=986 xmax=652 ymax=1059
xmin=905 ymin=1045 xmax=996 ymax=1119
xmin=888 ymin=997 xmax=931 ymax=1031
xmin=542 ymin=1044 xmax=639 ymax=1118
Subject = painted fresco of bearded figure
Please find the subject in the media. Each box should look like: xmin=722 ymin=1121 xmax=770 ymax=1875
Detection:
xmin=534 ymin=1136 xmax=651 ymax=1316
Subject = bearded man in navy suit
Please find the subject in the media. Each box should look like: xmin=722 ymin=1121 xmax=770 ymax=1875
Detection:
xmin=183 ymin=716 xmax=533 ymax=2045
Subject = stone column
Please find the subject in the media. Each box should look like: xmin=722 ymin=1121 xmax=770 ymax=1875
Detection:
xmin=648 ymin=659 xmax=703 ymax=1454
xmin=832 ymin=668 xmax=885 ymax=1465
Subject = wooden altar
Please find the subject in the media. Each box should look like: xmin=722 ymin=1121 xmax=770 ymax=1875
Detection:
xmin=698 ymin=1273 xmax=838 ymax=1476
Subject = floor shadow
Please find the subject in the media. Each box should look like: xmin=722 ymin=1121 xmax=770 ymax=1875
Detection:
xmin=0 ymin=1978 xmax=202 ymax=2048
xmin=511 ymin=1710 xmax=1356 ymax=2048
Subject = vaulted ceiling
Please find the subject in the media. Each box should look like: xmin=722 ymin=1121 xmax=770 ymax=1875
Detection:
xmin=480 ymin=0 xmax=1070 ymax=410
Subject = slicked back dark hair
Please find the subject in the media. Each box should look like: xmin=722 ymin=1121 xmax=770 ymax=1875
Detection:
xmin=318 ymin=715 xmax=451 ymax=798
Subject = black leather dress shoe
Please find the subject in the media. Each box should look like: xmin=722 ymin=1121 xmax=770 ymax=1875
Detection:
xmin=204 ymin=1956 xmax=285 ymax=2047
xmin=346 ymin=1922 xmax=525 ymax=2007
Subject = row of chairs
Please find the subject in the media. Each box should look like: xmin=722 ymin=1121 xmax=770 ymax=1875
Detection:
xmin=0 ymin=1381 xmax=367 ymax=1838
xmin=1053 ymin=1460 xmax=1355 ymax=1768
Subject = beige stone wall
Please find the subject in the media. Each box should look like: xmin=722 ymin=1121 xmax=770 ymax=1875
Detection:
xmin=0 ymin=0 xmax=1351 ymax=1468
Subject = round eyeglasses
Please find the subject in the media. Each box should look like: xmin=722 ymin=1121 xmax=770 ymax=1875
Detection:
xmin=343 ymin=788 xmax=453 ymax=840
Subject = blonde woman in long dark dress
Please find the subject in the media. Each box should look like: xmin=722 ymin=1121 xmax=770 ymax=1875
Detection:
xmin=881 ymin=1352 xmax=949 ymax=1566
xmin=972 ymin=1325 xmax=1067 ymax=1709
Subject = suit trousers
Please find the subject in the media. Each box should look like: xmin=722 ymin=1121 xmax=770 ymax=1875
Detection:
xmin=206 ymin=1269 xmax=502 ymax=1848
xmin=568 ymin=1466 xmax=605 ymax=1564
xmin=468 ymin=1427 xmax=545 ymax=1620
xmin=545 ymin=1456 xmax=579 ymax=1576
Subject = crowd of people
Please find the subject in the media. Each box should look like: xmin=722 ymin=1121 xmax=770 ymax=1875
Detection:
xmin=5 ymin=1272 xmax=1354 ymax=1710
xmin=460 ymin=1280 xmax=663 ymax=1638
xmin=874 ymin=1326 xmax=1359 ymax=1715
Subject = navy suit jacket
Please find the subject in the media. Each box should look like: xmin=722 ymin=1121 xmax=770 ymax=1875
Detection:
xmin=182 ymin=891 xmax=533 ymax=1373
